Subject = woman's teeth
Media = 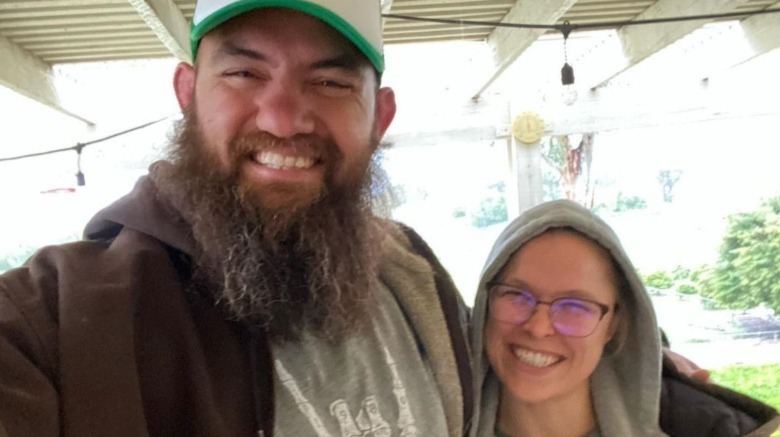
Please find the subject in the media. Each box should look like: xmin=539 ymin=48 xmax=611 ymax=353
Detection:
xmin=513 ymin=347 xmax=559 ymax=367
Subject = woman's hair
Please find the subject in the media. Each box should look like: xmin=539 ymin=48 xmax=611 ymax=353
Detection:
xmin=604 ymin=255 xmax=631 ymax=356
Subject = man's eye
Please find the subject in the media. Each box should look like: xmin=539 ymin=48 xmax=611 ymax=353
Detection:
xmin=316 ymin=80 xmax=351 ymax=90
xmin=312 ymin=78 xmax=358 ymax=97
xmin=224 ymin=70 xmax=257 ymax=79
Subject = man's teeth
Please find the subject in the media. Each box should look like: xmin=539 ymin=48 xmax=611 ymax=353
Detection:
xmin=256 ymin=151 xmax=315 ymax=169
xmin=514 ymin=348 xmax=559 ymax=367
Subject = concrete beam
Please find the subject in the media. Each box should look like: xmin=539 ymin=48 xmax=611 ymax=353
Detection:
xmin=506 ymin=137 xmax=543 ymax=216
xmin=128 ymin=0 xmax=191 ymax=63
xmin=0 ymin=34 xmax=92 ymax=125
xmin=472 ymin=0 xmax=578 ymax=100
xmin=391 ymin=78 xmax=780 ymax=145
xmin=579 ymin=0 xmax=753 ymax=90
xmin=732 ymin=2 xmax=780 ymax=67
xmin=545 ymin=79 xmax=780 ymax=135
xmin=385 ymin=126 xmax=501 ymax=148
xmin=381 ymin=0 xmax=393 ymax=14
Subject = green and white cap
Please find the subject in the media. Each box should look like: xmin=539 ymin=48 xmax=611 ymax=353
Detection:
xmin=191 ymin=0 xmax=384 ymax=72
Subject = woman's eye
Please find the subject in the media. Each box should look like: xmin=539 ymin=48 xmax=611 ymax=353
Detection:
xmin=558 ymin=300 xmax=594 ymax=314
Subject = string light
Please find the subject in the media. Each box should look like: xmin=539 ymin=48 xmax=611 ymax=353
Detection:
xmin=560 ymin=21 xmax=576 ymax=106
xmin=382 ymin=8 xmax=780 ymax=33
xmin=384 ymin=7 xmax=780 ymax=103
xmin=75 ymin=143 xmax=85 ymax=186
xmin=0 ymin=115 xmax=174 ymax=186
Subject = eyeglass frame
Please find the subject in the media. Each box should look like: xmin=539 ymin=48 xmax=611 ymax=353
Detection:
xmin=486 ymin=282 xmax=618 ymax=337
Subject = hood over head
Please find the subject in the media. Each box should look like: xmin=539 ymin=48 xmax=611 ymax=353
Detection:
xmin=84 ymin=162 xmax=197 ymax=255
xmin=469 ymin=199 xmax=665 ymax=436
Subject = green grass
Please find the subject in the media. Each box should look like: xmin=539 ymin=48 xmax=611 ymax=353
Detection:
xmin=711 ymin=363 xmax=780 ymax=436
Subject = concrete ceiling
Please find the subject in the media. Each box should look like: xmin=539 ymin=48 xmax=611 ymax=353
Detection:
xmin=1 ymin=0 xmax=779 ymax=126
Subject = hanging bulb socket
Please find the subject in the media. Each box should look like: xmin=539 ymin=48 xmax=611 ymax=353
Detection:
xmin=561 ymin=62 xmax=575 ymax=86
xmin=75 ymin=143 xmax=86 ymax=187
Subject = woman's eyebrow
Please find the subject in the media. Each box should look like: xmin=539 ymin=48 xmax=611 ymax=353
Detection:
xmin=496 ymin=279 xmax=597 ymax=301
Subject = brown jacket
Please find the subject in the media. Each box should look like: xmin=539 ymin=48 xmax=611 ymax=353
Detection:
xmin=0 ymin=173 xmax=473 ymax=436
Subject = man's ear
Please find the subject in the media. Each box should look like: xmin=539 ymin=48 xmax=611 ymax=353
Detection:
xmin=173 ymin=62 xmax=196 ymax=110
xmin=374 ymin=87 xmax=396 ymax=139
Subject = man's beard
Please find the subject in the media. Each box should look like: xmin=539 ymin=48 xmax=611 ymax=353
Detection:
xmin=155 ymin=110 xmax=388 ymax=343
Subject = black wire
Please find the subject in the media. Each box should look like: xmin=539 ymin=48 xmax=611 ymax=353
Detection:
xmin=382 ymin=13 xmax=556 ymax=30
xmin=574 ymin=8 xmax=780 ymax=31
xmin=0 ymin=114 xmax=174 ymax=163
xmin=383 ymin=8 xmax=780 ymax=33
xmin=4 ymin=7 xmax=779 ymax=164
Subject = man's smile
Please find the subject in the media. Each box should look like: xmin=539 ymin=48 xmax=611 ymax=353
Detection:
xmin=254 ymin=150 xmax=318 ymax=170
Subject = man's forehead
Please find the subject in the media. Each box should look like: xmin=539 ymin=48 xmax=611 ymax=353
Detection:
xmin=207 ymin=8 xmax=365 ymax=61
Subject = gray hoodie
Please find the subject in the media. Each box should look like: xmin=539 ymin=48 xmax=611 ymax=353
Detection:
xmin=469 ymin=200 xmax=667 ymax=437
xmin=469 ymin=199 xmax=780 ymax=437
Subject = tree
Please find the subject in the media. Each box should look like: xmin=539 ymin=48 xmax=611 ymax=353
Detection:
xmin=470 ymin=181 xmax=508 ymax=228
xmin=657 ymin=169 xmax=683 ymax=203
xmin=701 ymin=197 xmax=780 ymax=314
xmin=541 ymin=133 xmax=596 ymax=207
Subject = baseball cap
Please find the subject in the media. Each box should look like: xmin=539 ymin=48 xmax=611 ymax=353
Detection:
xmin=190 ymin=0 xmax=384 ymax=72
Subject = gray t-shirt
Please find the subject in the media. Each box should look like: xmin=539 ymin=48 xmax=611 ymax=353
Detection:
xmin=272 ymin=282 xmax=448 ymax=437
xmin=495 ymin=427 xmax=601 ymax=437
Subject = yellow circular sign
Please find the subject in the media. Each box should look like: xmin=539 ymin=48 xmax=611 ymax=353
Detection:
xmin=511 ymin=112 xmax=546 ymax=144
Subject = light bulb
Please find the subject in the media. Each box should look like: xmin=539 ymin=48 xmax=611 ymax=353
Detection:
xmin=561 ymin=84 xmax=578 ymax=105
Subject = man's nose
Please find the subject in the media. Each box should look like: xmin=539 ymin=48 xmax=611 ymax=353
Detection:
xmin=254 ymin=81 xmax=315 ymax=138
xmin=521 ymin=306 xmax=557 ymax=338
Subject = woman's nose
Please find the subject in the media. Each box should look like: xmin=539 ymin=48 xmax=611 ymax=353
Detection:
xmin=521 ymin=306 xmax=557 ymax=338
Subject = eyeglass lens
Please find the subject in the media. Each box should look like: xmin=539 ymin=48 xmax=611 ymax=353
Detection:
xmin=490 ymin=286 xmax=604 ymax=337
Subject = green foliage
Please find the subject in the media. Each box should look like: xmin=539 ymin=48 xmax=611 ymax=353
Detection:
xmin=672 ymin=266 xmax=692 ymax=281
xmin=541 ymin=137 xmax=566 ymax=201
xmin=1 ymin=234 xmax=80 ymax=274
xmin=470 ymin=196 xmax=508 ymax=228
xmin=468 ymin=181 xmax=509 ymax=228
xmin=542 ymin=137 xmax=567 ymax=169
xmin=451 ymin=207 xmax=466 ymax=218
xmin=677 ymin=284 xmax=698 ymax=295
xmin=701 ymin=197 xmax=780 ymax=314
xmin=0 ymin=246 xmax=37 ymax=273
xmin=657 ymin=169 xmax=683 ymax=203
xmin=644 ymin=271 xmax=674 ymax=289
xmin=711 ymin=363 xmax=780 ymax=416
xmin=690 ymin=264 xmax=710 ymax=283
xmin=613 ymin=192 xmax=647 ymax=212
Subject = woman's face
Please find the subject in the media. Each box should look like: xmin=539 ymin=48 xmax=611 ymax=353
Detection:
xmin=484 ymin=230 xmax=619 ymax=405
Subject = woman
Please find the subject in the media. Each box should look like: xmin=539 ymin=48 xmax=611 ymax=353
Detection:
xmin=469 ymin=200 xmax=779 ymax=437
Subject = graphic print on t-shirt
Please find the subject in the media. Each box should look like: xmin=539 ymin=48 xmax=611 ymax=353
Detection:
xmin=274 ymin=345 xmax=420 ymax=437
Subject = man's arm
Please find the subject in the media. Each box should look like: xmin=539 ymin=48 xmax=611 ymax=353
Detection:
xmin=660 ymin=328 xmax=711 ymax=382
xmin=0 ymin=277 xmax=59 ymax=435
xmin=663 ymin=347 xmax=711 ymax=382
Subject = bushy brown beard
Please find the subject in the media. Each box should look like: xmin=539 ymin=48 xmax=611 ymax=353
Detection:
xmin=155 ymin=109 xmax=388 ymax=343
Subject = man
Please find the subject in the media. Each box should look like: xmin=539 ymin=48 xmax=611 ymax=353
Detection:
xmin=0 ymin=1 xmax=472 ymax=435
